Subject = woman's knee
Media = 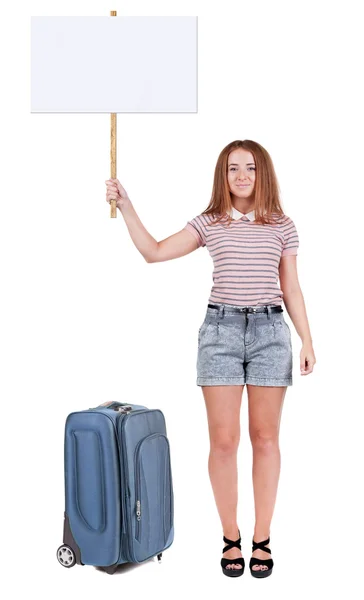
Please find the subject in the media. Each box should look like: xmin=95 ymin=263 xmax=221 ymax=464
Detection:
xmin=250 ymin=428 xmax=279 ymax=452
xmin=210 ymin=429 xmax=240 ymax=455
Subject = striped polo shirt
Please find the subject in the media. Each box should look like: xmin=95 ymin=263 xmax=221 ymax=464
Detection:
xmin=184 ymin=206 xmax=299 ymax=307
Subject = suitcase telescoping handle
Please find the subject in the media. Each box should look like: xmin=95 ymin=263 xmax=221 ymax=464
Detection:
xmin=93 ymin=401 xmax=133 ymax=413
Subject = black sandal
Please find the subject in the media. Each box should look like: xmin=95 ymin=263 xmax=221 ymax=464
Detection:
xmin=221 ymin=530 xmax=245 ymax=577
xmin=249 ymin=537 xmax=274 ymax=578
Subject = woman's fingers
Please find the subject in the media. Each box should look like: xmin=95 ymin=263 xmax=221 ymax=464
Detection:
xmin=106 ymin=193 xmax=118 ymax=203
xmin=105 ymin=180 xmax=119 ymax=203
xmin=105 ymin=181 xmax=118 ymax=192
xmin=105 ymin=178 xmax=128 ymax=208
xmin=108 ymin=178 xmax=126 ymax=194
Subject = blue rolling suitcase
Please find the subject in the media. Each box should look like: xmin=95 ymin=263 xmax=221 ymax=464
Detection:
xmin=57 ymin=401 xmax=174 ymax=574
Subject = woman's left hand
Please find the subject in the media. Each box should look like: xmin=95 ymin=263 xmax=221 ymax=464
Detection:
xmin=300 ymin=344 xmax=316 ymax=375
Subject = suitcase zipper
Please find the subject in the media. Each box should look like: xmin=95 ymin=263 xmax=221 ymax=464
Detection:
xmin=135 ymin=497 xmax=141 ymax=542
xmin=136 ymin=500 xmax=141 ymax=524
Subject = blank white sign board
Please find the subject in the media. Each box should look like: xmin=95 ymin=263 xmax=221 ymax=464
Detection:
xmin=31 ymin=16 xmax=197 ymax=113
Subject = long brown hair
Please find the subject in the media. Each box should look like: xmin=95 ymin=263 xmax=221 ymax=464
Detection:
xmin=203 ymin=140 xmax=285 ymax=226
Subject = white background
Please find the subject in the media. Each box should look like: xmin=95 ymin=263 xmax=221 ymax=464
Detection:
xmin=1 ymin=0 xmax=363 ymax=598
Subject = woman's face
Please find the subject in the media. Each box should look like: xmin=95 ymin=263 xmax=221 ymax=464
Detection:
xmin=227 ymin=148 xmax=256 ymax=199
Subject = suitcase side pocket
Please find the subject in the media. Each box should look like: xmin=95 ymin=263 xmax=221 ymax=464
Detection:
xmin=65 ymin=413 xmax=121 ymax=566
xmin=134 ymin=433 xmax=173 ymax=557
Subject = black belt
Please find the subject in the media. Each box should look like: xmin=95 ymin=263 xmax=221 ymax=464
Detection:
xmin=208 ymin=303 xmax=283 ymax=314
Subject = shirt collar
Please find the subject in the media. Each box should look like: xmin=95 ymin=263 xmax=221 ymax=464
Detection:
xmin=227 ymin=206 xmax=256 ymax=221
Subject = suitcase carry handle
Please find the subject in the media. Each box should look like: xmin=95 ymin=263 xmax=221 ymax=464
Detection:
xmin=113 ymin=405 xmax=132 ymax=413
xmin=92 ymin=401 xmax=133 ymax=413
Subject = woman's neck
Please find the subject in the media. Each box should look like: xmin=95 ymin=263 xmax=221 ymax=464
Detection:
xmin=232 ymin=201 xmax=255 ymax=214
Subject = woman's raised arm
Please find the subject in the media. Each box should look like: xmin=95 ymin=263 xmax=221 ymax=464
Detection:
xmin=105 ymin=178 xmax=199 ymax=262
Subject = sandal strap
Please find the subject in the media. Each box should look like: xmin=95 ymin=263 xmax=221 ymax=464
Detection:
xmin=251 ymin=537 xmax=271 ymax=554
xmin=221 ymin=557 xmax=245 ymax=568
xmin=222 ymin=531 xmax=241 ymax=553
xmin=249 ymin=557 xmax=273 ymax=569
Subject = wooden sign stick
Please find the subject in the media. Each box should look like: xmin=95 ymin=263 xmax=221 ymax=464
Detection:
xmin=110 ymin=10 xmax=117 ymax=218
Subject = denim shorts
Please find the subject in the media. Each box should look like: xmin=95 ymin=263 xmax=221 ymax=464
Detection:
xmin=197 ymin=303 xmax=293 ymax=387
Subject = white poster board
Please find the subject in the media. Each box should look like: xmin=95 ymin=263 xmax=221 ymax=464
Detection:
xmin=31 ymin=16 xmax=197 ymax=113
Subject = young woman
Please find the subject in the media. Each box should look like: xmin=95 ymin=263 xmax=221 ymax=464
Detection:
xmin=105 ymin=139 xmax=316 ymax=578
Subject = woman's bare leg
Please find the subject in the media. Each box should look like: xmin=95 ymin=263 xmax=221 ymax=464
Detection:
xmin=202 ymin=384 xmax=244 ymax=571
xmin=247 ymin=384 xmax=287 ymax=571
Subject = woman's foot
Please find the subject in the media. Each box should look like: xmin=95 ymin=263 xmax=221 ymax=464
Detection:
xmin=249 ymin=535 xmax=274 ymax=578
xmin=251 ymin=538 xmax=270 ymax=572
xmin=221 ymin=529 xmax=244 ymax=573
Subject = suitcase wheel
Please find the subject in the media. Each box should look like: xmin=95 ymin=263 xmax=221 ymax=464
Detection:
xmin=157 ymin=553 xmax=162 ymax=563
xmin=57 ymin=545 xmax=76 ymax=568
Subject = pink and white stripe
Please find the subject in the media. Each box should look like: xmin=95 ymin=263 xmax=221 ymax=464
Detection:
xmin=184 ymin=212 xmax=299 ymax=307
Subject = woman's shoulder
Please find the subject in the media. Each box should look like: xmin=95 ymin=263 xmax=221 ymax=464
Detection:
xmin=270 ymin=212 xmax=293 ymax=225
xmin=190 ymin=211 xmax=224 ymax=225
